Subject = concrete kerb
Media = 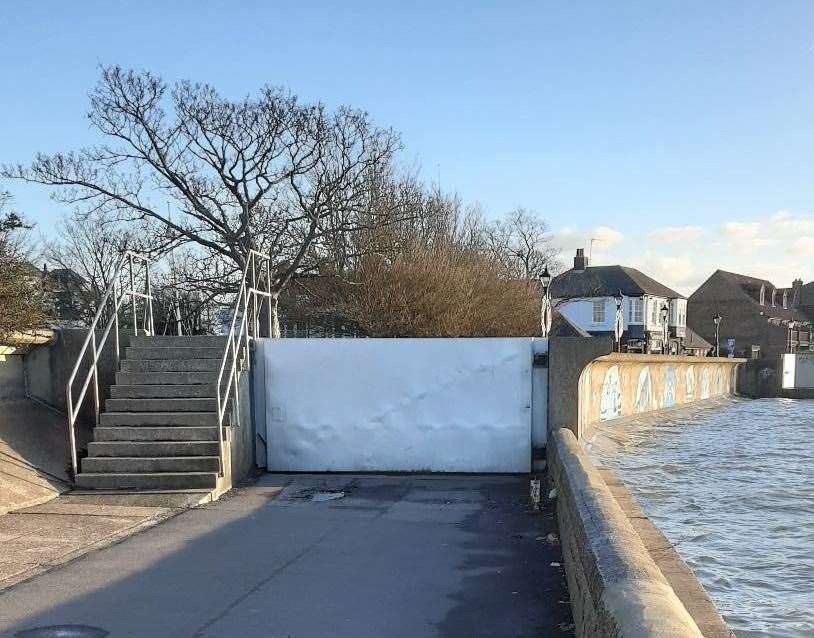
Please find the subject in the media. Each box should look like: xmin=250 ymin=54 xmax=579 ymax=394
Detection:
xmin=548 ymin=427 xmax=703 ymax=638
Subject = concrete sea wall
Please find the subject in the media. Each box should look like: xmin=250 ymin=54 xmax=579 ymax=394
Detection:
xmin=577 ymin=353 xmax=744 ymax=436
xmin=547 ymin=427 xmax=705 ymax=638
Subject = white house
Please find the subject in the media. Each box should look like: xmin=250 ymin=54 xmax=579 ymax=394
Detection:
xmin=550 ymin=249 xmax=688 ymax=354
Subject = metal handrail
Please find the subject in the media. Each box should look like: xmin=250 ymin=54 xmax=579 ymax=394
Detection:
xmin=215 ymin=250 xmax=273 ymax=475
xmin=65 ymin=251 xmax=153 ymax=477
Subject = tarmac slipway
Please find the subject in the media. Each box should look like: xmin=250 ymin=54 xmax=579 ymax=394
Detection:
xmin=0 ymin=473 xmax=573 ymax=638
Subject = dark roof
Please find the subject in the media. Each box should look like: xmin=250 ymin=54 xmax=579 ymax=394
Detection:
xmin=684 ymin=327 xmax=712 ymax=350
xmin=711 ymin=270 xmax=811 ymax=323
xmin=549 ymin=309 xmax=591 ymax=338
xmin=550 ymin=265 xmax=684 ymax=300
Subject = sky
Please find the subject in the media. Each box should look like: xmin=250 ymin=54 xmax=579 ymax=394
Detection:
xmin=2 ymin=1 xmax=814 ymax=295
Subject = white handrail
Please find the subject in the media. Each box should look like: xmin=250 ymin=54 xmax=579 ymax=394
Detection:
xmin=66 ymin=251 xmax=153 ymax=477
xmin=215 ymin=250 xmax=273 ymax=475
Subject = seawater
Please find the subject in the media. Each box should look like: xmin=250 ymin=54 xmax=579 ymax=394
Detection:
xmin=586 ymin=398 xmax=814 ymax=638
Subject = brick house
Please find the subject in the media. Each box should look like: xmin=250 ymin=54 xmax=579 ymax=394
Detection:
xmin=687 ymin=270 xmax=813 ymax=360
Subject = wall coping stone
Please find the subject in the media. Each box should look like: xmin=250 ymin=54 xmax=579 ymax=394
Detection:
xmin=548 ymin=427 xmax=705 ymax=638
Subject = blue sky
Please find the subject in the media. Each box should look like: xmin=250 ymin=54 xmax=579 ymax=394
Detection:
xmin=2 ymin=1 xmax=814 ymax=292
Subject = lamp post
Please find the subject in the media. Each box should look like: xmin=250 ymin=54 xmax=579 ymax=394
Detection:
xmin=713 ymin=313 xmax=722 ymax=357
xmin=540 ymin=266 xmax=552 ymax=338
xmin=614 ymin=290 xmax=624 ymax=351
xmin=660 ymin=303 xmax=669 ymax=354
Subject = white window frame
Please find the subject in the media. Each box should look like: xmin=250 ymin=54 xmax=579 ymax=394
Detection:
xmin=629 ymin=298 xmax=643 ymax=323
xmin=592 ymin=300 xmax=606 ymax=324
xmin=760 ymin=285 xmax=766 ymax=306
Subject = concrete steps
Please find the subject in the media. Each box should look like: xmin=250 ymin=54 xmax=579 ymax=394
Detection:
xmin=75 ymin=472 xmax=218 ymax=490
xmin=79 ymin=335 xmax=232 ymax=492
xmin=88 ymin=441 xmax=220 ymax=457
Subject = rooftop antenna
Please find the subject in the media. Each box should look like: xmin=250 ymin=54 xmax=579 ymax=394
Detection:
xmin=589 ymin=237 xmax=599 ymax=264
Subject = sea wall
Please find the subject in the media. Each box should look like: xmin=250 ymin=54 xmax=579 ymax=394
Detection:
xmin=547 ymin=427 xmax=705 ymax=637
xmin=577 ymin=354 xmax=744 ymax=436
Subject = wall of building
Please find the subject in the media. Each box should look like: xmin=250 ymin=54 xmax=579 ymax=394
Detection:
xmin=577 ymin=354 xmax=743 ymax=434
xmin=256 ymin=337 xmax=539 ymax=473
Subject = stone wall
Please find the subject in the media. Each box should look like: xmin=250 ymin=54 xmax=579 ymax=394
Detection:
xmin=547 ymin=427 xmax=704 ymax=637
xmin=577 ymin=354 xmax=744 ymax=436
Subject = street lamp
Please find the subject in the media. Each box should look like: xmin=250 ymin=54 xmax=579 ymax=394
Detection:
xmin=660 ymin=303 xmax=669 ymax=353
xmin=540 ymin=266 xmax=552 ymax=338
xmin=614 ymin=290 xmax=624 ymax=351
xmin=713 ymin=313 xmax=722 ymax=357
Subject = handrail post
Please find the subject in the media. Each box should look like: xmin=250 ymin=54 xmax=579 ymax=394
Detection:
xmin=113 ymin=280 xmax=120 ymax=370
xmin=129 ymin=253 xmax=137 ymax=335
xmin=265 ymin=257 xmax=272 ymax=338
xmin=90 ymin=329 xmax=100 ymax=426
xmin=145 ymin=259 xmax=155 ymax=336
xmin=67 ymin=386 xmax=78 ymax=477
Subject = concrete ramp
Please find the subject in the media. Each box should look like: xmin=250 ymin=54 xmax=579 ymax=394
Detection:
xmin=0 ymin=399 xmax=72 ymax=515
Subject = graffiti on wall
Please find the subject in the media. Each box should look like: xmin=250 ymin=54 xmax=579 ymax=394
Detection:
xmin=599 ymin=365 xmax=622 ymax=421
xmin=635 ymin=367 xmax=654 ymax=413
xmin=686 ymin=366 xmax=695 ymax=402
xmin=663 ymin=366 xmax=676 ymax=408
xmin=700 ymin=368 xmax=711 ymax=399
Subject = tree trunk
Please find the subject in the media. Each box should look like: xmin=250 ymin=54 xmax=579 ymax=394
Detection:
xmin=269 ymin=294 xmax=281 ymax=338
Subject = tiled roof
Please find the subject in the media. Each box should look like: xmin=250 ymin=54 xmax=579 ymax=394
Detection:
xmin=550 ymin=265 xmax=684 ymax=299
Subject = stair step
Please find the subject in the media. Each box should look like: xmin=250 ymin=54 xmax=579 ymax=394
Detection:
xmin=110 ymin=384 xmax=216 ymax=399
xmin=100 ymin=412 xmax=218 ymax=427
xmin=106 ymin=398 xmax=218 ymax=413
xmin=131 ymin=336 xmax=228 ymax=348
xmin=82 ymin=456 xmax=221 ymax=473
xmin=122 ymin=358 xmax=221 ymax=373
xmin=94 ymin=426 xmax=220 ymax=442
xmin=116 ymin=371 xmax=218 ymax=385
xmin=126 ymin=346 xmax=225 ymax=360
xmin=75 ymin=472 xmax=218 ymax=490
xmin=88 ymin=441 xmax=220 ymax=457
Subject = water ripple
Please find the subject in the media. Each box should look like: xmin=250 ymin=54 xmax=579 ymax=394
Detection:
xmin=588 ymin=398 xmax=814 ymax=637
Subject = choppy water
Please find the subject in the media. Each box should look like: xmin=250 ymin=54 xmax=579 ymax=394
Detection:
xmin=586 ymin=398 xmax=814 ymax=638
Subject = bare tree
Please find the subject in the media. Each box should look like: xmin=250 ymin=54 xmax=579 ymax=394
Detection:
xmin=3 ymin=66 xmax=400 ymax=336
xmin=479 ymin=208 xmax=561 ymax=280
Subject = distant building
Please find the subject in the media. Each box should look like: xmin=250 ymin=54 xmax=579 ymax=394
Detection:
xmin=550 ymin=249 xmax=689 ymax=354
xmin=687 ymin=270 xmax=813 ymax=360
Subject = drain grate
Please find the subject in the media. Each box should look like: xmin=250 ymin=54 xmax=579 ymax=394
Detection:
xmin=15 ymin=626 xmax=109 ymax=638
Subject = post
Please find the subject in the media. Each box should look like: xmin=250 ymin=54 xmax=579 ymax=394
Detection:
xmin=266 ymin=257 xmax=272 ymax=338
xmin=129 ymin=253 xmax=137 ymax=335
xmin=113 ymin=280 xmax=120 ymax=369
xmin=145 ymin=259 xmax=155 ymax=335
xmin=90 ymin=329 xmax=100 ymax=426
xmin=713 ymin=313 xmax=722 ymax=358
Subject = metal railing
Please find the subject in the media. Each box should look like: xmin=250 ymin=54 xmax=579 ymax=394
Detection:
xmin=215 ymin=250 xmax=273 ymax=474
xmin=66 ymin=251 xmax=154 ymax=477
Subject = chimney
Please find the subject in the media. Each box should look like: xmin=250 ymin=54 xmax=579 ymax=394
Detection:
xmin=792 ymin=278 xmax=803 ymax=307
xmin=574 ymin=248 xmax=588 ymax=271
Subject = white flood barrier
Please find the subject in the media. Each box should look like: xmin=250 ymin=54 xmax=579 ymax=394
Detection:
xmin=255 ymin=338 xmax=542 ymax=473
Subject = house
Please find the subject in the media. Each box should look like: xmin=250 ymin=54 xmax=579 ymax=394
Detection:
xmin=687 ymin=270 xmax=813 ymax=360
xmin=550 ymin=249 xmax=688 ymax=354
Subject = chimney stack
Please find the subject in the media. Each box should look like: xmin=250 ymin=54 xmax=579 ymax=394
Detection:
xmin=574 ymin=248 xmax=588 ymax=271
xmin=792 ymin=278 xmax=803 ymax=307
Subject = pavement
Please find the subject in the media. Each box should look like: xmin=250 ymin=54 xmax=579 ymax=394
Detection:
xmin=0 ymin=474 xmax=573 ymax=638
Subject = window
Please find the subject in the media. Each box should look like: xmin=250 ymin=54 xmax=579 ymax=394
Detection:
xmin=771 ymin=289 xmax=777 ymax=307
xmin=650 ymin=299 xmax=659 ymax=325
xmin=783 ymin=291 xmax=788 ymax=309
xmin=592 ymin=300 xmax=606 ymax=324
xmin=629 ymin=298 xmax=643 ymax=323
xmin=760 ymin=285 xmax=766 ymax=306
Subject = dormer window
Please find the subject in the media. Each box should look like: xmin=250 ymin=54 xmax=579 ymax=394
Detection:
xmin=771 ymin=289 xmax=777 ymax=307
xmin=760 ymin=285 xmax=766 ymax=306
xmin=783 ymin=290 xmax=788 ymax=309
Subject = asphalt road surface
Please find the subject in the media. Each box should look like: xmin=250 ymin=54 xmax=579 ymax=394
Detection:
xmin=0 ymin=474 xmax=573 ymax=638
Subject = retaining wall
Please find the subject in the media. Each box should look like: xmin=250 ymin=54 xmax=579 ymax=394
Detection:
xmin=577 ymin=354 xmax=744 ymax=436
xmin=547 ymin=427 xmax=705 ymax=638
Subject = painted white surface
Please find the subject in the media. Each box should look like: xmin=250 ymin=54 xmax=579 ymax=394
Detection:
xmin=531 ymin=338 xmax=549 ymax=450
xmin=782 ymin=354 xmax=796 ymax=389
xmin=258 ymin=338 xmax=534 ymax=472
xmin=556 ymin=297 xmax=616 ymax=332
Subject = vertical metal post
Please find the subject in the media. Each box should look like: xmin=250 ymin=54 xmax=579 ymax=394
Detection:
xmin=90 ymin=329 xmax=100 ymax=426
xmin=251 ymin=255 xmax=257 ymax=337
xmin=265 ymin=257 xmax=272 ymax=338
xmin=145 ymin=259 xmax=155 ymax=335
xmin=129 ymin=254 xmax=137 ymax=335
xmin=66 ymin=388 xmax=78 ymax=477
xmin=113 ymin=280 xmax=121 ymax=370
